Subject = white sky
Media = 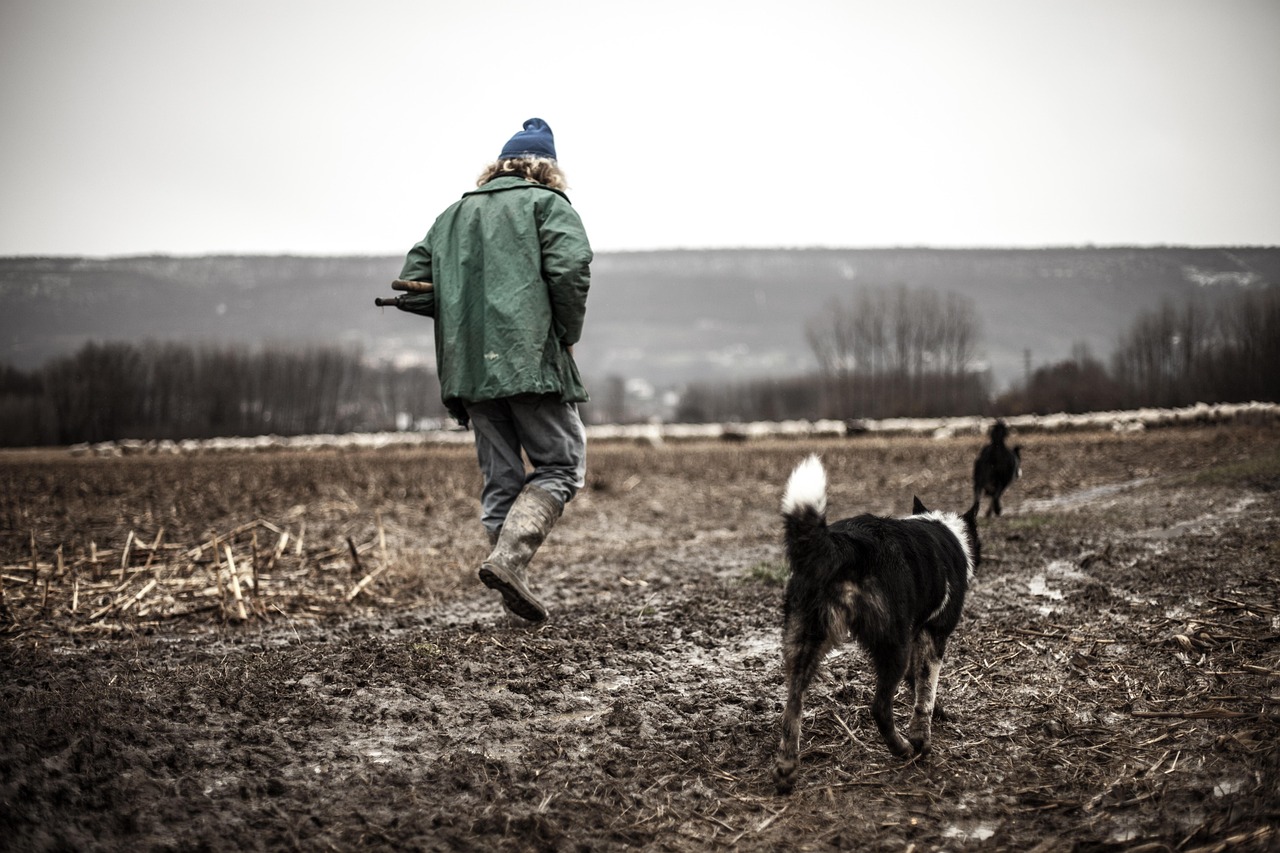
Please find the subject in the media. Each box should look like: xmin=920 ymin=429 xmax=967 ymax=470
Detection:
xmin=1 ymin=0 xmax=1278 ymax=257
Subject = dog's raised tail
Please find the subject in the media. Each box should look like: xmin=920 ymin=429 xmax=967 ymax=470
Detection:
xmin=782 ymin=454 xmax=828 ymax=532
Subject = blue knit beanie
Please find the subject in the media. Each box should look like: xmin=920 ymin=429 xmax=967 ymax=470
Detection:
xmin=499 ymin=118 xmax=557 ymax=161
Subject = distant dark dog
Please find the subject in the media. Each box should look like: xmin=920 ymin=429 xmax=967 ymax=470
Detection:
xmin=774 ymin=455 xmax=979 ymax=794
xmin=972 ymin=420 xmax=1022 ymax=517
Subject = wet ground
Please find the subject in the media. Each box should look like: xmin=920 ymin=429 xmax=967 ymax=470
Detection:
xmin=2 ymin=424 xmax=1278 ymax=851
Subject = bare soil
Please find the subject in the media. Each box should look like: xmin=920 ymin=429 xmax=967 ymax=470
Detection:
xmin=2 ymin=425 xmax=1278 ymax=852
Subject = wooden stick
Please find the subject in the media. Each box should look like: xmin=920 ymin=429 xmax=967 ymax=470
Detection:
xmin=118 ymin=578 xmax=158 ymax=614
xmin=346 ymin=562 xmax=389 ymax=601
xmin=140 ymin=528 xmax=165 ymax=572
xmin=391 ymin=279 xmax=434 ymax=293
xmin=214 ymin=543 xmax=226 ymax=617
xmin=1131 ymin=707 xmax=1254 ymax=720
xmin=1209 ymin=596 xmax=1279 ymax=615
xmin=1183 ymin=825 xmax=1274 ymax=853
xmin=223 ymin=519 xmax=266 ymax=539
xmin=1239 ymin=664 xmax=1280 ymax=677
xmin=347 ymin=537 xmax=364 ymax=577
xmin=89 ymin=575 xmax=157 ymax=620
xmin=251 ymin=530 xmax=260 ymax=595
xmin=224 ymin=546 xmax=249 ymax=622
xmin=88 ymin=589 xmax=114 ymax=621
xmin=265 ymin=531 xmax=289 ymax=574
xmin=120 ymin=530 xmax=135 ymax=580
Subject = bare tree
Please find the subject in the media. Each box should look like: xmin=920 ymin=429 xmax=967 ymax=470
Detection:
xmin=1113 ymin=288 xmax=1279 ymax=407
xmin=805 ymin=283 xmax=986 ymax=418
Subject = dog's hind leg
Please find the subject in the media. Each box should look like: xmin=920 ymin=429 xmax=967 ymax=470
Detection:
xmin=869 ymin=641 xmax=914 ymax=758
xmin=905 ymin=641 xmax=949 ymax=722
xmin=907 ymin=632 xmax=945 ymax=755
xmin=774 ymin=632 xmax=830 ymax=794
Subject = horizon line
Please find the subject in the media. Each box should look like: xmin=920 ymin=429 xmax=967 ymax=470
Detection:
xmin=2 ymin=242 xmax=1279 ymax=261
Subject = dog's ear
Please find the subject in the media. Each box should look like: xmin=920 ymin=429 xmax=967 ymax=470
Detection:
xmin=912 ymin=495 xmax=927 ymax=514
xmin=963 ymin=500 xmax=980 ymax=525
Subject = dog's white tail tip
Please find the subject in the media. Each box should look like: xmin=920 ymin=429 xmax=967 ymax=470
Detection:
xmin=782 ymin=454 xmax=827 ymax=516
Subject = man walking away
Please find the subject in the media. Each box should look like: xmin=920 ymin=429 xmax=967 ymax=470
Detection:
xmin=395 ymin=117 xmax=593 ymax=622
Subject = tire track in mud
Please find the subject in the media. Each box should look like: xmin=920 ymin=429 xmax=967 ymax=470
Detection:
xmin=1009 ymin=476 xmax=1264 ymax=617
xmin=961 ymin=471 xmax=1278 ymax=767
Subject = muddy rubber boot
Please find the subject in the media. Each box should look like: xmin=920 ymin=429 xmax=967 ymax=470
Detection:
xmin=477 ymin=485 xmax=562 ymax=622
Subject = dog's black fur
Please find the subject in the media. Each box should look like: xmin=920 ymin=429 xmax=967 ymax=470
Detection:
xmin=972 ymin=419 xmax=1022 ymax=517
xmin=774 ymin=455 xmax=979 ymax=794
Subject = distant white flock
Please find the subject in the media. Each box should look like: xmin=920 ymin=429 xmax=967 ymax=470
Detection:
xmin=64 ymin=401 xmax=1278 ymax=457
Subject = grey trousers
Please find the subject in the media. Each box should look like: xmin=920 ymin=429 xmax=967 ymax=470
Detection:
xmin=464 ymin=394 xmax=586 ymax=537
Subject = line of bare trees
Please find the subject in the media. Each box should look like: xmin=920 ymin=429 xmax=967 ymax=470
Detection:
xmin=804 ymin=284 xmax=988 ymax=418
xmin=1110 ymin=287 xmax=1280 ymax=407
xmin=0 ymin=342 xmax=447 ymax=447
xmin=677 ymin=284 xmax=988 ymax=422
xmin=996 ymin=286 xmax=1280 ymax=414
xmin=678 ymin=284 xmax=1278 ymax=424
xmin=3 ymin=286 xmax=1275 ymax=445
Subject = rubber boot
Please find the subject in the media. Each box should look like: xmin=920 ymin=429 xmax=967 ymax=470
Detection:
xmin=478 ymin=484 xmax=562 ymax=622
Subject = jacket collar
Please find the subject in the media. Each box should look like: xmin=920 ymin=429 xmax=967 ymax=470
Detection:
xmin=463 ymin=175 xmax=570 ymax=202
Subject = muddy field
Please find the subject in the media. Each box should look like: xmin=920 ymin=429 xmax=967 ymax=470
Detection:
xmin=2 ymin=425 xmax=1278 ymax=852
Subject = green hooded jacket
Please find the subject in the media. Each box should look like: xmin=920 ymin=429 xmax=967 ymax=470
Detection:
xmin=397 ymin=176 xmax=593 ymax=425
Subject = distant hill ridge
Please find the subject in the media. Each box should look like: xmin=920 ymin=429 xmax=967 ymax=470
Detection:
xmin=2 ymin=247 xmax=1276 ymax=390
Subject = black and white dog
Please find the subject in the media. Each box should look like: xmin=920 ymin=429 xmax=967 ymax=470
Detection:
xmin=774 ymin=455 xmax=980 ymax=794
xmin=973 ymin=419 xmax=1022 ymax=517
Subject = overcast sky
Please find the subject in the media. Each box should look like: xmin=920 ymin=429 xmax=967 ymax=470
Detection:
xmin=2 ymin=0 xmax=1278 ymax=257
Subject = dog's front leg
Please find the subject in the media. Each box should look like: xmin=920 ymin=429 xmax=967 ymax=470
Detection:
xmin=774 ymin=630 xmax=828 ymax=794
xmin=870 ymin=642 xmax=914 ymax=758
xmin=908 ymin=632 xmax=944 ymax=755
